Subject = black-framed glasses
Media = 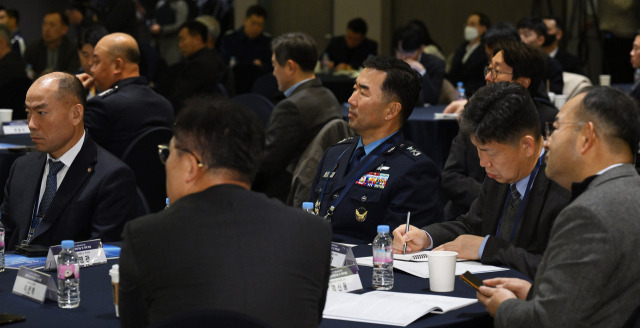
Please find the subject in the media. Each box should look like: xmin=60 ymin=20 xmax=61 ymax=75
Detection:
xmin=544 ymin=121 xmax=587 ymax=139
xmin=157 ymin=144 xmax=204 ymax=167
xmin=483 ymin=66 xmax=513 ymax=80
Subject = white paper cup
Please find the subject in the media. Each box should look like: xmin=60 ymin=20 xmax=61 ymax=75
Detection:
xmin=109 ymin=264 xmax=119 ymax=317
xmin=599 ymin=74 xmax=611 ymax=86
xmin=0 ymin=109 xmax=12 ymax=122
xmin=428 ymin=251 xmax=458 ymax=292
xmin=554 ymin=94 xmax=568 ymax=109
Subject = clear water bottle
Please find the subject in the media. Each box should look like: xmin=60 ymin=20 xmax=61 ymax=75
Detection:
xmin=372 ymin=225 xmax=393 ymax=290
xmin=0 ymin=219 xmax=5 ymax=272
xmin=229 ymin=56 xmax=237 ymax=68
xmin=302 ymin=202 xmax=315 ymax=214
xmin=58 ymin=240 xmax=80 ymax=308
xmin=321 ymin=52 xmax=331 ymax=74
xmin=164 ymin=197 xmax=170 ymax=210
xmin=456 ymin=81 xmax=466 ymax=100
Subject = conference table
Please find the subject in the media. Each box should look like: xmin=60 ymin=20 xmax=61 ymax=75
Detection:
xmin=0 ymin=245 xmax=527 ymax=328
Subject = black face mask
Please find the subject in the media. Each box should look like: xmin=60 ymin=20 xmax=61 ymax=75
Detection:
xmin=543 ymin=33 xmax=557 ymax=47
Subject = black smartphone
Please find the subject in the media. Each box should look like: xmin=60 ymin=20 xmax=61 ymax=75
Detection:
xmin=0 ymin=314 xmax=26 ymax=326
xmin=460 ymin=271 xmax=484 ymax=291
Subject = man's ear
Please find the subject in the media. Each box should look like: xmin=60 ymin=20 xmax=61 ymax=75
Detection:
xmin=384 ymin=102 xmax=402 ymax=121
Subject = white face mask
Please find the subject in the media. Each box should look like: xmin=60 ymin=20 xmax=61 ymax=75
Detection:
xmin=464 ymin=26 xmax=479 ymax=41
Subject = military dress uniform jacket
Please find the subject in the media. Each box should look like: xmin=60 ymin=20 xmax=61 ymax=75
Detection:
xmin=309 ymin=134 xmax=444 ymax=244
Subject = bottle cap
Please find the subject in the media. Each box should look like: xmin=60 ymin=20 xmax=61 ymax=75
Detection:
xmin=61 ymin=240 xmax=75 ymax=249
xmin=377 ymin=225 xmax=389 ymax=233
xmin=302 ymin=202 xmax=313 ymax=209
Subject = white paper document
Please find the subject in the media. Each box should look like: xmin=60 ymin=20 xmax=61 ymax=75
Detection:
xmin=356 ymin=257 xmax=508 ymax=278
xmin=323 ymin=290 xmax=476 ymax=326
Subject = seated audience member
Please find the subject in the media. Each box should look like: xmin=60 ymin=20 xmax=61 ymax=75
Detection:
xmin=323 ymin=17 xmax=378 ymax=71
xmin=252 ymin=32 xmax=341 ymax=202
xmin=447 ymin=12 xmax=490 ymax=97
xmin=309 ymin=56 xmax=443 ymax=244
xmin=0 ymin=24 xmax=27 ymax=106
xmin=0 ymin=72 xmax=138 ymax=250
xmin=406 ymin=19 xmax=445 ymax=60
xmin=517 ymin=16 xmax=564 ymax=95
xmin=119 ymin=96 xmax=331 ymax=328
xmin=219 ymin=4 xmax=272 ymax=71
xmin=629 ymin=31 xmax=640 ymax=102
xmin=395 ymin=82 xmax=569 ymax=278
xmin=195 ymin=15 xmax=221 ymax=49
xmin=25 ymin=10 xmax=79 ymax=77
xmin=543 ymin=15 xmax=584 ymax=75
xmin=394 ymin=25 xmax=445 ymax=105
xmin=478 ymin=87 xmax=640 ymax=327
xmin=66 ymin=0 xmax=137 ymax=39
xmin=0 ymin=7 xmax=25 ymax=56
xmin=77 ymin=33 xmax=174 ymax=159
xmin=76 ymin=25 xmax=108 ymax=99
xmin=149 ymin=0 xmax=188 ymax=66
xmin=441 ymin=40 xmax=558 ymax=220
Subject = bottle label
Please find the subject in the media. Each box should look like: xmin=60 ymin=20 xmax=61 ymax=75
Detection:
xmin=373 ymin=249 xmax=393 ymax=263
xmin=58 ymin=264 xmax=79 ymax=280
xmin=0 ymin=231 xmax=4 ymax=247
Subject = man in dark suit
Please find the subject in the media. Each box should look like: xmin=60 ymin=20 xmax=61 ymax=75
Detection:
xmin=252 ymin=32 xmax=342 ymax=201
xmin=0 ymin=72 xmax=138 ymax=250
xmin=76 ymin=33 xmax=174 ymax=159
xmin=517 ymin=16 xmax=564 ymax=95
xmin=0 ymin=24 xmax=27 ymax=112
xmin=394 ymin=82 xmax=569 ymax=279
xmin=24 ymin=11 xmax=79 ymax=77
xmin=119 ymin=97 xmax=332 ymax=328
xmin=479 ymin=87 xmax=640 ymax=327
xmin=629 ymin=32 xmax=640 ymax=102
xmin=447 ymin=12 xmax=490 ymax=97
xmin=309 ymin=56 xmax=443 ymax=244
xmin=323 ymin=17 xmax=378 ymax=71
xmin=543 ymin=15 xmax=584 ymax=75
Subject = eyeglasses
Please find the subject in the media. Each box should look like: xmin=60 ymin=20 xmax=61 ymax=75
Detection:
xmin=157 ymin=144 xmax=204 ymax=167
xmin=484 ymin=66 xmax=513 ymax=80
xmin=544 ymin=121 xmax=587 ymax=139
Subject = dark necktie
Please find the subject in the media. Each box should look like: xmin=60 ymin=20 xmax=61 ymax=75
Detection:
xmin=500 ymin=184 xmax=522 ymax=240
xmin=348 ymin=147 xmax=366 ymax=174
xmin=37 ymin=159 xmax=65 ymax=217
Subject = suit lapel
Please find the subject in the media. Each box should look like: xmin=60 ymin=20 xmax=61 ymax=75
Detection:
xmin=484 ymin=181 xmax=509 ymax=234
xmin=515 ymin=164 xmax=550 ymax=245
xmin=15 ymin=153 xmax=47 ymax=241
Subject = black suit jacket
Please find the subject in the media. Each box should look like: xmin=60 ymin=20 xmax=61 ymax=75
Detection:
xmin=85 ymin=76 xmax=174 ymax=158
xmin=419 ymin=54 xmax=445 ymax=105
xmin=24 ymin=36 xmax=79 ymax=77
xmin=546 ymin=56 xmax=564 ymax=95
xmin=554 ymin=48 xmax=583 ymax=75
xmin=427 ymin=162 xmax=570 ymax=278
xmin=447 ymin=42 xmax=488 ymax=97
xmin=119 ymin=184 xmax=332 ymax=328
xmin=324 ymin=36 xmax=378 ymax=69
xmin=1 ymin=135 xmax=138 ymax=250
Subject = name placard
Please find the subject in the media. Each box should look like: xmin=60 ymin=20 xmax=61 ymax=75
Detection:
xmin=330 ymin=243 xmax=357 ymax=268
xmin=329 ymin=265 xmax=363 ymax=292
xmin=45 ymin=239 xmax=107 ymax=271
xmin=2 ymin=121 xmax=29 ymax=135
xmin=12 ymin=266 xmax=57 ymax=303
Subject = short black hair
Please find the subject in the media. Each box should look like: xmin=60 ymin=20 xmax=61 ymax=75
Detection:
xmin=173 ymin=96 xmax=265 ymax=184
xmin=517 ymin=16 xmax=547 ymax=39
xmin=577 ymin=87 xmax=640 ymax=156
xmin=483 ymin=22 xmax=520 ymax=50
xmin=393 ymin=25 xmax=423 ymax=52
xmin=4 ymin=8 xmax=19 ymax=25
xmin=362 ymin=55 xmax=422 ymax=124
xmin=77 ymin=25 xmax=108 ymax=50
xmin=494 ymin=40 xmax=547 ymax=96
xmin=407 ymin=19 xmax=440 ymax=50
xmin=347 ymin=18 xmax=367 ymax=35
xmin=45 ymin=10 xmax=69 ymax=26
xmin=272 ymin=32 xmax=318 ymax=72
xmin=460 ymin=82 xmax=541 ymax=144
xmin=472 ymin=12 xmax=492 ymax=29
xmin=180 ymin=20 xmax=208 ymax=44
xmin=54 ymin=72 xmax=87 ymax=107
xmin=246 ymin=4 xmax=267 ymax=20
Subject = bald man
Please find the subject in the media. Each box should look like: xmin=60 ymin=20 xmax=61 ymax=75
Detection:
xmin=77 ymin=33 xmax=174 ymax=158
xmin=1 ymin=72 xmax=139 ymax=250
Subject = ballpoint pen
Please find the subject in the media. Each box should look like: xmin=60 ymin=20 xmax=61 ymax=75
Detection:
xmin=403 ymin=212 xmax=410 ymax=254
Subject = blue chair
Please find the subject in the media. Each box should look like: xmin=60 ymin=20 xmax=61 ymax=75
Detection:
xmin=232 ymin=93 xmax=274 ymax=128
xmin=251 ymin=74 xmax=279 ymax=102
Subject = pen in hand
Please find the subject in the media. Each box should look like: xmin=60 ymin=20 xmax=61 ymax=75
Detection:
xmin=403 ymin=212 xmax=410 ymax=254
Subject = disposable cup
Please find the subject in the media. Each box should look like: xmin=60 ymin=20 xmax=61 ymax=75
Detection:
xmin=109 ymin=264 xmax=119 ymax=317
xmin=427 ymin=251 xmax=458 ymax=292
xmin=0 ymin=109 xmax=12 ymax=122
xmin=599 ymin=74 xmax=611 ymax=86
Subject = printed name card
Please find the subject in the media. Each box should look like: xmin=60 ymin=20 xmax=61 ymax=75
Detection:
xmin=44 ymin=239 xmax=107 ymax=271
xmin=2 ymin=121 xmax=29 ymax=135
xmin=329 ymin=265 xmax=363 ymax=292
xmin=12 ymin=266 xmax=57 ymax=303
xmin=330 ymin=243 xmax=357 ymax=268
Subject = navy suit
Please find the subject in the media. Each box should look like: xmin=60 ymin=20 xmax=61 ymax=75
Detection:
xmin=84 ymin=76 xmax=174 ymax=158
xmin=309 ymin=134 xmax=443 ymax=244
xmin=447 ymin=42 xmax=487 ymax=97
xmin=324 ymin=36 xmax=378 ymax=70
xmin=418 ymin=54 xmax=446 ymax=105
xmin=1 ymin=135 xmax=139 ymax=250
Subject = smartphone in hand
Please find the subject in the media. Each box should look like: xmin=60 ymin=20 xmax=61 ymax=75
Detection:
xmin=460 ymin=271 xmax=484 ymax=291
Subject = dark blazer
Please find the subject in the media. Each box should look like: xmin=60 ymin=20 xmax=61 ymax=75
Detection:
xmin=418 ymin=54 xmax=446 ymax=105
xmin=84 ymin=76 xmax=174 ymax=158
xmin=309 ymin=135 xmax=444 ymax=244
xmin=447 ymin=42 xmax=488 ymax=97
xmin=119 ymin=184 xmax=332 ymax=328
xmin=1 ymin=135 xmax=138 ymax=250
xmin=554 ymin=48 xmax=583 ymax=75
xmin=427 ymin=161 xmax=570 ymax=278
xmin=253 ymin=78 xmax=342 ymax=201
xmin=546 ymin=56 xmax=564 ymax=95
xmin=324 ymin=36 xmax=378 ymax=70
xmin=495 ymin=165 xmax=640 ymax=327
xmin=24 ymin=36 xmax=79 ymax=77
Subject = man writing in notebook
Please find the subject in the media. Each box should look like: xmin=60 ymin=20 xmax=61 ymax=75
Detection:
xmin=477 ymin=87 xmax=640 ymax=327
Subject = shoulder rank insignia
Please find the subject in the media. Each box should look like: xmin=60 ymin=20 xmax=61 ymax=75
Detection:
xmin=405 ymin=146 xmax=422 ymax=157
xmin=97 ymin=85 xmax=118 ymax=97
xmin=338 ymin=137 xmax=354 ymax=144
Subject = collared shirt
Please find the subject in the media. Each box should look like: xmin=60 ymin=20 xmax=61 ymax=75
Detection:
xmin=350 ymin=131 xmax=399 ymax=163
xmin=37 ymin=131 xmax=86 ymax=204
xmin=284 ymin=78 xmax=313 ymax=98
xmin=570 ymin=163 xmax=625 ymax=201
xmin=462 ymin=42 xmax=480 ymax=64
xmin=549 ymin=47 xmax=559 ymax=58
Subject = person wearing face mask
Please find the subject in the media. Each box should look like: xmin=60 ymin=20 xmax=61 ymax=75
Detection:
xmin=542 ymin=15 xmax=583 ymax=75
xmin=447 ymin=12 xmax=490 ymax=97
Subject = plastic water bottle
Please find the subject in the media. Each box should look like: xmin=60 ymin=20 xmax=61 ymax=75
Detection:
xmin=0 ymin=219 xmax=5 ymax=272
xmin=456 ymin=81 xmax=466 ymax=100
xmin=25 ymin=64 xmax=35 ymax=80
xmin=321 ymin=52 xmax=331 ymax=74
xmin=302 ymin=202 xmax=315 ymax=214
xmin=372 ymin=225 xmax=394 ymax=290
xmin=229 ymin=56 xmax=237 ymax=68
xmin=164 ymin=197 xmax=170 ymax=210
xmin=58 ymin=240 xmax=80 ymax=308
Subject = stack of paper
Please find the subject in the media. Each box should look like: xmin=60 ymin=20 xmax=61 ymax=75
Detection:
xmin=323 ymin=291 xmax=476 ymax=326
xmin=356 ymin=257 xmax=508 ymax=279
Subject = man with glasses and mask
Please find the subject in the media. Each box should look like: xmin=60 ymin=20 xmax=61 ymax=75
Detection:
xmin=394 ymin=82 xmax=569 ymax=279
xmin=478 ymin=86 xmax=640 ymax=328
xmin=118 ymin=96 xmax=332 ymax=328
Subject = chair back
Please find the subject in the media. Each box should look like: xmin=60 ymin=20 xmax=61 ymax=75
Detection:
xmin=121 ymin=127 xmax=173 ymax=213
xmin=562 ymin=72 xmax=592 ymax=100
xmin=232 ymin=93 xmax=274 ymax=128
xmin=148 ymin=308 xmax=273 ymax=328
xmin=251 ymin=74 xmax=279 ymax=101
xmin=287 ymin=118 xmax=354 ymax=207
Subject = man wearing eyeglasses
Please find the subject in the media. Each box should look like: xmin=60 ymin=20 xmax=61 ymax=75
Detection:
xmin=119 ymin=96 xmax=332 ymax=328
xmin=478 ymin=87 xmax=640 ymax=327
xmin=0 ymin=72 xmax=139 ymax=250
xmin=394 ymin=82 xmax=569 ymax=279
